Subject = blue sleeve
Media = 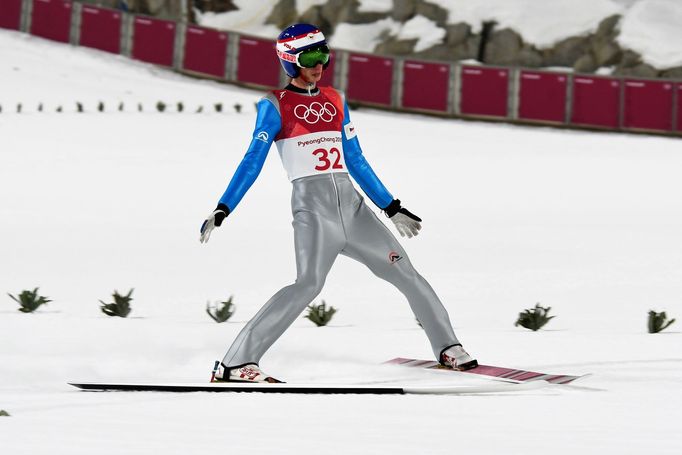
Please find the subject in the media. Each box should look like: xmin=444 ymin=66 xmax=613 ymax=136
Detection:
xmin=342 ymin=102 xmax=394 ymax=209
xmin=218 ymin=98 xmax=281 ymax=211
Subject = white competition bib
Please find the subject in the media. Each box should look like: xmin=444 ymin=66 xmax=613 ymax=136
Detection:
xmin=275 ymin=131 xmax=347 ymax=181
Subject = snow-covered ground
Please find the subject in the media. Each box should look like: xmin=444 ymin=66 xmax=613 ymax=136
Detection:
xmin=1 ymin=29 xmax=682 ymax=454
xmin=198 ymin=0 xmax=682 ymax=68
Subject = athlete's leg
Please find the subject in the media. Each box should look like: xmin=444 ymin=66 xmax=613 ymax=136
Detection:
xmin=222 ymin=210 xmax=344 ymax=367
xmin=341 ymin=199 xmax=459 ymax=359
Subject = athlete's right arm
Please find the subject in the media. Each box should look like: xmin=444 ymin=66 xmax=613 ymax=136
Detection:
xmin=199 ymin=98 xmax=281 ymax=243
xmin=218 ymin=98 xmax=281 ymax=211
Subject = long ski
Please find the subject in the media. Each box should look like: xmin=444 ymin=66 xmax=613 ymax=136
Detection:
xmin=68 ymin=380 xmax=548 ymax=395
xmin=386 ymin=358 xmax=588 ymax=384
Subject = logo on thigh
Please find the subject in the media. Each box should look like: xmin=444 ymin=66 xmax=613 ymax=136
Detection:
xmin=388 ymin=251 xmax=403 ymax=265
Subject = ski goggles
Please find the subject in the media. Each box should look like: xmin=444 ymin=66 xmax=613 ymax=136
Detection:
xmin=296 ymin=45 xmax=331 ymax=68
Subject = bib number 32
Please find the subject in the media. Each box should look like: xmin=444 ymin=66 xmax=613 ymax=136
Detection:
xmin=313 ymin=147 xmax=344 ymax=171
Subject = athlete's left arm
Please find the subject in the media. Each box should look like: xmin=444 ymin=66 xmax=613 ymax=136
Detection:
xmin=341 ymin=101 xmax=394 ymax=210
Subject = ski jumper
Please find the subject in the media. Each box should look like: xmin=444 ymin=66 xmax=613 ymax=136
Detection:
xmin=219 ymin=86 xmax=459 ymax=368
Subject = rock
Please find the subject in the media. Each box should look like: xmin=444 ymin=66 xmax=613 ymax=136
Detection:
xmin=375 ymin=37 xmax=418 ymax=55
xmin=595 ymin=14 xmax=621 ymax=41
xmin=661 ymin=66 xmax=682 ymax=79
xmin=517 ymin=46 xmax=544 ymax=67
xmin=444 ymin=22 xmax=470 ymax=47
xmin=574 ymin=53 xmax=598 ymax=73
xmin=392 ymin=0 xmax=417 ymax=22
xmin=299 ymin=6 xmax=332 ymax=34
xmin=543 ymin=36 xmax=591 ymax=67
xmin=414 ymin=1 xmax=449 ymax=27
xmin=266 ymin=0 xmax=298 ymax=30
xmin=619 ymin=50 xmax=643 ymax=68
xmin=613 ymin=63 xmax=659 ymax=78
xmin=483 ymin=28 xmax=522 ymax=65
xmin=592 ymin=40 xmax=621 ymax=67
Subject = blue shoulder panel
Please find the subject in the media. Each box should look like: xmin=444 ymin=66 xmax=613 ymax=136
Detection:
xmin=218 ymin=98 xmax=281 ymax=211
xmin=341 ymin=101 xmax=394 ymax=209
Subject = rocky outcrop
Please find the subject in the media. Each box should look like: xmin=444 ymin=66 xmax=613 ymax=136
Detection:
xmin=190 ymin=0 xmax=678 ymax=79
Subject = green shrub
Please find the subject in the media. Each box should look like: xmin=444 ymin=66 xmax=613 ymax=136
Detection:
xmin=76 ymin=102 xmax=83 ymax=112
xmin=8 ymin=288 xmax=51 ymax=313
xmin=206 ymin=296 xmax=236 ymax=323
xmin=156 ymin=101 xmax=166 ymax=112
xmin=177 ymin=102 xmax=184 ymax=112
xmin=515 ymin=303 xmax=555 ymax=331
xmin=233 ymin=103 xmax=242 ymax=113
xmin=648 ymin=310 xmax=675 ymax=333
xmin=304 ymin=300 xmax=337 ymax=327
xmin=214 ymin=103 xmax=223 ymax=113
xmin=100 ymin=289 xmax=133 ymax=318
xmin=0 ymin=410 xmax=9 ymax=417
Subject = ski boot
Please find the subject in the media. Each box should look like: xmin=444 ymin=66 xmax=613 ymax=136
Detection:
xmin=210 ymin=361 xmax=283 ymax=383
xmin=440 ymin=345 xmax=478 ymax=371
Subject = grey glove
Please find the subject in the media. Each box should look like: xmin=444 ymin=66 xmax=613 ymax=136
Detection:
xmin=199 ymin=203 xmax=230 ymax=244
xmin=384 ymin=199 xmax=422 ymax=238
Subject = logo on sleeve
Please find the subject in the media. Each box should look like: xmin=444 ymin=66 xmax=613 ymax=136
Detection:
xmin=389 ymin=251 xmax=403 ymax=264
xmin=344 ymin=122 xmax=357 ymax=140
xmin=256 ymin=131 xmax=269 ymax=142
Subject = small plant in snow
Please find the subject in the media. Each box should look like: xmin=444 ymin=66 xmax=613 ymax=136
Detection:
xmin=196 ymin=105 xmax=203 ymax=113
xmin=304 ymin=300 xmax=337 ymax=327
xmin=214 ymin=103 xmax=223 ymax=113
xmin=118 ymin=102 xmax=124 ymax=112
xmin=156 ymin=101 xmax=166 ymax=112
xmin=76 ymin=102 xmax=83 ymax=112
xmin=100 ymin=289 xmax=133 ymax=318
xmin=17 ymin=103 xmax=22 ymax=113
xmin=177 ymin=102 xmax=184 ymax=112
xmin=56 ymin=106 xmax=63 ymax=113
xmin=648 ymin=310 xmax=675 ymax=333
xmin=38 ymin=103 xmax=43 ymax=112
xmin=0 ymin=410 xmax=9 ymax=416
xmin=233 ymin=103 xmax=242 ymax=113
xmin=515 ymin=303 xmax=555 ymax=331
xmin=8 ymin=288 xmax=52 ymax=313
xmin=206 ymin=296 xmax=236 ymax=323
xmin=98 ymin=101 xmax=104 ymax=112
xmin=138 ymin=103 xmax=143 ymax=112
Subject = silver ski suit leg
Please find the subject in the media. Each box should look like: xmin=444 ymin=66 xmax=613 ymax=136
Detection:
xmin=222 ymin=173 xmax=458 ymax=367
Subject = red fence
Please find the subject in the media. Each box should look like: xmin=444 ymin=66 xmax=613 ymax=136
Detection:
xmin=79 ymin=6 xmax=121 ymax=54
xmin=183 ymin=25 xmax=228 ymax=78
xmin=623 ymin=79 xmax=674 ymax=132
xmin=30 ymin=0 xmax=72 ymax=43
xmin=401 ymin=61 xmax=449 ymax=112
xmin=346 ymin=53 xmax=393 ymax=106
xmin=131 ymin=16 xmax=175 ymax=67
xmin=460 ymin=66 xmax=509 ymax=117
xmin=0 ymin=0 xmax=22 ymax=30
xmin=518 ymin=70 xmax=567 ymax=123
xmin=571 ymin=76 xmax=621 ymax=128
xmin=6 ymin=1 xmax=681 ymax=137
xmin=678 ymin=84 xmax=682 ymax=133
xmin=236 ymin=36 xmax=280 ymax=88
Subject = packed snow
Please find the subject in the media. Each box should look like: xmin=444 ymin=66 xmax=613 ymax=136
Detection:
xmin=1 ymin=29 xmax=682 ymax=455
xmin=197 ymin=0 xmax=682 ymax=69
xmin=618 ymin=0 xmax=682 ymax=68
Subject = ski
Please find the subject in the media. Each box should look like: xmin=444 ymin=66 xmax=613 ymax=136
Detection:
xmin=386 ymin=358 xmax=588 ymax=385
xmin=68 ymin=380 xmax=548 ymax=395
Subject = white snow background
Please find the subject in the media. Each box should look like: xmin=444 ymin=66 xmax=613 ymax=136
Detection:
xmin=1 ymin=28 xmax=682 ymax=454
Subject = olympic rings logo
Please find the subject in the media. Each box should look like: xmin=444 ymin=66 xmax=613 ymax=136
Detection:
xmin=294 ymin=102 xmax=337 ymax=124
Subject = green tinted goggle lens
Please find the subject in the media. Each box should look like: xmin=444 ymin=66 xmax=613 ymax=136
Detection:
xmin=297 ymin=46 xmax=330 ymax=68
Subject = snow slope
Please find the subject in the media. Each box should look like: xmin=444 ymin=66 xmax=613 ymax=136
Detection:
xmin=1 ymin=29 xmax=682 ymax=454
xmin=198 ymin=0 xmax=682 ymax=68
